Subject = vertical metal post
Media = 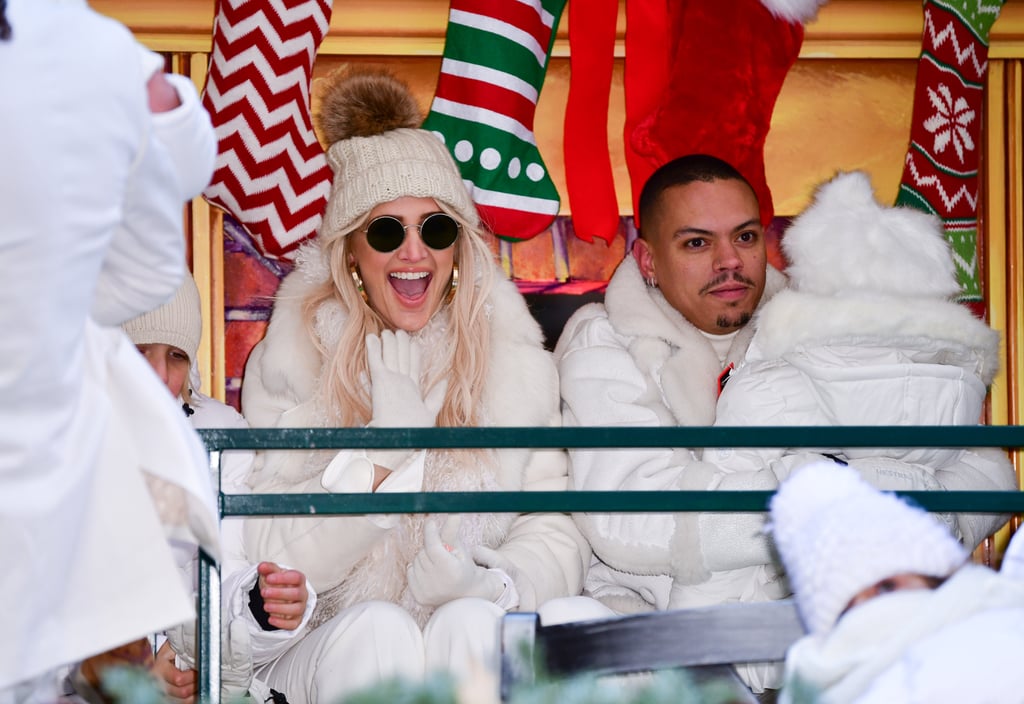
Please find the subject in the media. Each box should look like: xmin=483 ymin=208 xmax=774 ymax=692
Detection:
xmin=198 ymin=449 xmax=223 ymax=702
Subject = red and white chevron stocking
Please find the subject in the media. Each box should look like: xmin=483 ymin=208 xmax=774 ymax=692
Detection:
xmin=422 ymin=0 xmax=567 ymax=242
xmin=895 ymin=0 xmax=1006 ymax=315
xmin=201 ymin=0 xmax=333 ymax=261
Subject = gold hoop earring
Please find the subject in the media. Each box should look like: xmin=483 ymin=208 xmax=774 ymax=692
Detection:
xmin=349 ymin=262 xmax=368 ymax=303
xmin=444 ymin=262 xmax=460 ymax=305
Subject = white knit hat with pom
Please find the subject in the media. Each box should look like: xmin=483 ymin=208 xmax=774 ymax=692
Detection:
xmin=316 ymin=67 xmax=479 ymax=240
xmin=769 ymin=461 xmax=968 ymax=635
xmin=782 ymin=170 xmax=961 ymax=300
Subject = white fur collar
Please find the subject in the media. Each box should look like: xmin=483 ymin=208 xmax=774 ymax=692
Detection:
xmin=603 ymin=256 xmax=787 ymax=352
xmin=750 ymin=290 xmax=1001 ymax=384
xmin=598 ymin=256 xmax=787 ymax=426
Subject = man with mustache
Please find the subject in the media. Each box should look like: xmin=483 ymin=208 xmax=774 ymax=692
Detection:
xmin=551 ymin=154 xmax=790 ymax=695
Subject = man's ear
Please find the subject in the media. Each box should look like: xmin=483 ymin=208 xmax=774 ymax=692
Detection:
xmin=632 ymin=237 xmax=656 ymax=281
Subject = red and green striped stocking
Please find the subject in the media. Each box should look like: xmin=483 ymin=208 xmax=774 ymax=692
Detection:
xmin=895 ymin=0 xmax=1006 ymax=314
xmin=423 ymin=0 xmax=567 ymax=242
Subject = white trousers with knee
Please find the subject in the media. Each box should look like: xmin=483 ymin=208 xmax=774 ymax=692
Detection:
xmin=255 ymin=598 xmax=505 ymax=704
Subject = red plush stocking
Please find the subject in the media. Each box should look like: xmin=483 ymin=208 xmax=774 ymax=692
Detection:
xmin=623 ymin=0 xmax=681 ymax=229
xmin=562 ymin=0 xmax=620 ymax=244
xmin=562 ymin=0 xmax=676 ymax=243
xmin=629 ymin=0 xmax=819 ymax=229
xmin=201 ymin=0 xmax=334 ymax=261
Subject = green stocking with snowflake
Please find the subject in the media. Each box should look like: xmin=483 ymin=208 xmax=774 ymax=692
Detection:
xmin=422 ymin=0 xmax=567 ymax=241
xmin=895 ymin=0 xmax=1006 ymax=315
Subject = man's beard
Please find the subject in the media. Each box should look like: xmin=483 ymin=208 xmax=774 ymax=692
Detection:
xmin=715 ymin=310 xmax=752 ymax=330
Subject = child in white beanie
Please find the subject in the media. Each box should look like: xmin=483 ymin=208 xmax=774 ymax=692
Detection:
xmin=769 ymin=461 xmax=1024 ymax=704
xmin=68 ymin=276 xmax=316 ymax=704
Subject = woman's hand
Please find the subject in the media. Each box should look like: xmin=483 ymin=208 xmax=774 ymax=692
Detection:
xmin=407 ymin=517 xmax=504 ymax=607
xmin=366 ymin=330 xmax=447 ymax=430
xmin=256 ymin=561 xmax=310 ymax=631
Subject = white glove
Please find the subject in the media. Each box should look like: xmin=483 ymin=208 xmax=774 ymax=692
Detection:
xmin=166 ymin=618 xmax=253 ymax=699
xmin=366 ymin=330 xmax=448 ymax=469
xmin=407 ymin=516 xmax=505 ymax=608
xmin=472 ymin=545 xmax=524 ymax=610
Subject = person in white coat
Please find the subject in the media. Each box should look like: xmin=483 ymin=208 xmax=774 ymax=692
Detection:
xmin=238 ymin=67 xmax=590 ymax=703
xmin=553 ymin=153 xmax=789 ymax=692
xmin=708 ymin=170 xmax=1016 ymax=549
xmin=769 ymin=461 xmax=1024 ymax=704
xmin=0 ymin=2 xmax=220 ymax=701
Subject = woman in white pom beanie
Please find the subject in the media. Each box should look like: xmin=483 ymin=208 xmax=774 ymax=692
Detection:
xmin=238 ymin=67 xmax=589 ymax=702
xmin=770 ymin=461 xmax=1024 ymax=704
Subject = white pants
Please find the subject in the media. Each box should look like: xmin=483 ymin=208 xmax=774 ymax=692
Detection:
xmin=255 ymin=598 xmax=504 ymax=704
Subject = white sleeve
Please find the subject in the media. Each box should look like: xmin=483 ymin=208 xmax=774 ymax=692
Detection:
xmin=90 ymin=112 xmax=187 ymax=326
xmin=151 ymin=73 xmax=217 ymax=200
xmin=222 ymin=564 xmax=317 ymax=666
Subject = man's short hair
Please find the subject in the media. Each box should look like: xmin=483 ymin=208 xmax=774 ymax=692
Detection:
xmin=637 ymin=154 xmax=757 ymax=236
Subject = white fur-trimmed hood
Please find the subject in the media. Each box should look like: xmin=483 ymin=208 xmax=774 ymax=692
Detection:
xmin=750 ymin=289 xmax=1001 ymax=385
xmin=783 ymin=171 xmax=961 ymax=300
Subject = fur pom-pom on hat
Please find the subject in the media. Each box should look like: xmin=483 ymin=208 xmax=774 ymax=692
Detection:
xmin=122 ymin=274 xmax=203 ymax=366
xmin=769 ymin=461 xmax=968 ymax=635
xmin=315 ymin=66 xmax=479 ymax=239
xmin=316 ymin=68 xmax=421 ymax=144
xmin=782 ymin=171 xmax=961 ymax=300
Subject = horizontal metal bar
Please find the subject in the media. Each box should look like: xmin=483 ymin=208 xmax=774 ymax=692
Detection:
xmin=199 ymin=425 xmax=1024 ymax=451
xmin=221 ymin=490 xmax=1024 ymax=516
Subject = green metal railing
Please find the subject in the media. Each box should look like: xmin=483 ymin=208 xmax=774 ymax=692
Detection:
xmin=195 ymin=425 xmax=1024 ymax=701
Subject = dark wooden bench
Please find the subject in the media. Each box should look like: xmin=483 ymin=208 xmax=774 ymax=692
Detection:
xmin=499 ymin=599 xmax=805 ymax=702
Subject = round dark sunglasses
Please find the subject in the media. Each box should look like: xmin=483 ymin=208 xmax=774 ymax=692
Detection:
xmin=362 ymin=212 xmax=461 ymax=253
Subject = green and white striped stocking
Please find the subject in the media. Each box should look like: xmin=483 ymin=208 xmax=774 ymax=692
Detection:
xmin=423 ymin=0 xmax=567 ymax=242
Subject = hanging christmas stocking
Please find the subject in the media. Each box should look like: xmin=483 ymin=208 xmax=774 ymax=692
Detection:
xmin=895 ymin=0 xmax=1006 ymax=317
xmin=622 ymin=0 xmax=676 ymax=231
xmin=422 ymin=0 xmax=567 ymax=242
xmin=201 ymin=0 xmax=334 ymax=261
xmin=562 ymin=0 xmax=619 ymax=244
xmin=628 ymin=0 xmax=826 ymax=230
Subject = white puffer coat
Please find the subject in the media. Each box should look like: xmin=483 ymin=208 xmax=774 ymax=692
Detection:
xmin=555 ymin=255 xmax=790 ymax=613
xmin=709 ymin=171 xmax=1016 ymax=549
xmin=1 ymin=0 xmax=217 ymax=688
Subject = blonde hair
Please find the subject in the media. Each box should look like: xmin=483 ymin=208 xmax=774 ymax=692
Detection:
xmin=303 ymin=203 xmax=495 ymax=428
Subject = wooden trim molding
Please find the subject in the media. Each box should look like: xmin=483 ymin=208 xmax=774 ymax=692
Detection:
xmin=95 ymin=0 xmax=1024 ymax=59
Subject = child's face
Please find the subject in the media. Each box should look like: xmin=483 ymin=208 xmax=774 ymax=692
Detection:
xmin=842 ymin=573 xmax=946 ymax=616
xmin=136 ymin=343 xmax=190 ymax=399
